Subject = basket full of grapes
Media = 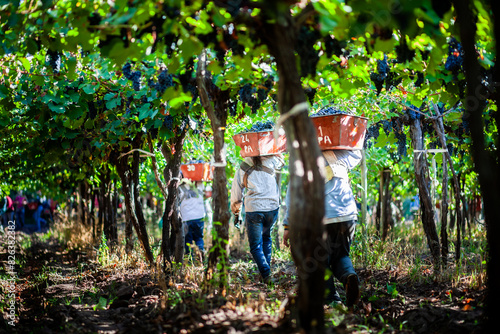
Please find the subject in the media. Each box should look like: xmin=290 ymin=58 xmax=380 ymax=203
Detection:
xmin=180 ymin=160 xmax=213 ymax=181
xmin=310 ymin=106 xmax=368 ymax=150
xmin=233 ymin=121 xmax=287 ymax=157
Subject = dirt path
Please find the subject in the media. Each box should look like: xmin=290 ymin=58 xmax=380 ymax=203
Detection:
xmin=1 ymin=234 xmax=486 ymax=333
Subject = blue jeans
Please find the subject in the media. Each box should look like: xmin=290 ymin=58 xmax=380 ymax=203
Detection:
xmin=246 ymin=209 xmax=279 ymax=279
xmin=185 ymin=219 xmax=205 ymax=253
xmin=15 ymin=208 xmax=25 ymax=229
xmin=324 ymin=220 xmax=357 ymax=302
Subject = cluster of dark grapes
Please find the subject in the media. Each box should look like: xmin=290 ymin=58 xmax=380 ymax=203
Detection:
xmin=254 ymin=76 xmax=274 ymax=110
xmin=163 ymin=115 xmax=174 ymax=132
xmin=257 ymin=86 xmax=268 ymax=102
xmin=122 ymin=63 xmax=132 ymax=78
xmin=406 ymin=105 xmax=421 ymax=121
xmin=263 ymin=76 xmax=274 ymax=91
xmin=223 ymin=29 xmax=245 ymax=56
xmin=447 ymin=143 xmax=454 ymax=156
xmin=47 ymin=50 xmax=61 ymax=75
xmin=365 ymin=118 xmax=407 ymax=157
xmin=248 ymin=120 xmax=275 ymax=132
xmin=163 ymin=33 xmax=177 ymax=56
xmin=377 ymin=55 xmax=390 ymax=75
xmin=385 ymin=72 xmax=402 ymax=91
xmin=295 ymin=26 xmax=321 ymax=78
xmin=131 ymin=71 xmax=141 ymax=91
xmin=429 ymin=140 xmax=440 ymax=149
xmin=228 ymin=100 xmax=238 ymax=117
xmin=444 ymin=37 xmax=464 ymax=73
xmin=147 ymin=69 xmax=174 ymax=95
xmin=414 ymin=72 xmax=424 ymax=88
xmin=392 ymin=118 xmax=407 ymax=156
xmin=323 ymin=35 xmax=346 ymax=59
xmin=395 ymin=130 xmax=407 ymax=157
xmin=311 ymin=106 xmax=347 ymax=117
xmin=304 ymin=88 xmax=316 ymax=105
xmin=370 ymin=55 xmax=389 ymax=95
xmin=157 ymin=70 xmax=174 ymax=94
xmin=369 ymin=54 xmax=402 ymax=94
xmin=381 ymin=119 xmax=392 ymax=135
xmin=422 ymin=121 xmax=435 ymax=137
xmin=87 ymin=101 xmax=97 ymax=120
xmin=184 ymin=83 xmax=199 ymax=105
xmin=189 ymin=112 xmax=205 ymax=134
xmin=363 ymin=123 xmax=381 ymax=149
xmin=370 ymin=73 xmax=385 ymax=95
xmin=149 ymin=127 xmax=158 ymax=140
xmin=122 ymin=63 xmax=142 ymax=91
xmin=239 ymin=84 xmax=255 ymax=104
xmin=178 ymin=68 xmax=199 ymax=106
xmin=461 ymin=116 xmax=470 ymax=135
xmin=238 ymin=84 xmax=261 ymax=113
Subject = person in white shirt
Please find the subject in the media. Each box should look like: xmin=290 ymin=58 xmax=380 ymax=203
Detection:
xmin=178 ymin=180 xmax=206 ymax=256
xmin=230 ymin=154 xmax=284 ymax=284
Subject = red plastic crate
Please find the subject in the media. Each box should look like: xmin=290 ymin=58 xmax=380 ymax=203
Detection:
xmin=180 ymin=163 xmax=213 ymax=181
xmin=233 ymin=130 xmax=287 ymax=157
xmin=310 ymin=114 xmax=368 ymax=150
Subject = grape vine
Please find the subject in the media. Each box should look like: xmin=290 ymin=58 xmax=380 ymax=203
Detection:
xmin=295 ymin=25 xmax=321 ymax=78
xmin=247 ymin=120 xmax=275 ymax=132
xmin=444 ymin=37 xmax=464 ymax=74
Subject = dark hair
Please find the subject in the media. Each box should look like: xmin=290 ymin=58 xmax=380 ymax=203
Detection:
xmin=251 ymin=156 xmax=262 ymax=166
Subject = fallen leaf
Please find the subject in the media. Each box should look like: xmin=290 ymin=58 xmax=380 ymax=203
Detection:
xmin=462 ymin=304 xmax=473 ymax=311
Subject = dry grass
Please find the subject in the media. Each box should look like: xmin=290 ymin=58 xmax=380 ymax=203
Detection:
xmin=352 ymin=221 xmax=487 ymax=289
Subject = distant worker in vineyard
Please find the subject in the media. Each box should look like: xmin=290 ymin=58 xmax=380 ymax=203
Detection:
xmin=283 ymin=149 xmax=362 ymax=308
xmin=230 ymin=154 xmax=285 ymax=285
xmin=1 ymin=194 xmax=15 ymax=228
xmin=178 ymin=179 xmax=207 ymax=260
xmin=14 ymin=191 xmax=27 ymax=230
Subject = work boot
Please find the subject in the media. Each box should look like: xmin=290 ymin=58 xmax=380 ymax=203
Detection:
xmin=263 ymin=275 xmax=277 ymax=286
xmin=325 ymin=290 xmax=343 ymax=307
xmin=345 ymin=274 xmax=360 ymax=307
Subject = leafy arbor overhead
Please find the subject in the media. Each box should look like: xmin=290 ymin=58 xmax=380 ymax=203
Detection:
xmin=0 ymin=0 xmax=496 ymax=332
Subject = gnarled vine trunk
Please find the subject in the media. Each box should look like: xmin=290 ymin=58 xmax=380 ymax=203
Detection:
xmin=100 ymin=164 xmax=118 ymax=248
xmin=456 ymin=0 xmax=500 ymax=328
xmin=114 ymin=137 xmax=155 ymax=266
xmin=258 ymin=7 xmax=325 ymax=333
xmin=197 ymin=50 xmax=231 ymax=290
xmin=159 ymin=129 xmax=187 ymax=269
xmin=440 ymin=158 xmax=449 ymax=265
xmin=380 ymin=168 xmax=392 ymax=240
xmin=409 ymin=118 xmax=441 ymax=269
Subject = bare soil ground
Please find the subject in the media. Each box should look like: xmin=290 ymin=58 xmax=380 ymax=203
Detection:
xmin=1 ymin=233 xmax=486 ymax=333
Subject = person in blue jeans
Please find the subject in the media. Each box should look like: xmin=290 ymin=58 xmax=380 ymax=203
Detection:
xmin=283 ymin=149 xmax=362 ymax=307
xmin=32 ymin=200 xmax=47 ymax=232
xmin=179 ymin=180 xmax=207 ymax=258
xmin=230 ymin=154 xmax=284 ymax=284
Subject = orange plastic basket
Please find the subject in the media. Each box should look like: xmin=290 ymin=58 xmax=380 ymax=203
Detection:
xmin=232 ymin=130 xmax=287 ymax=157
xmin=310 ymin=114 xmax=368 ymax=150
xmin=180 ymin=163 xmax=213 ymax=181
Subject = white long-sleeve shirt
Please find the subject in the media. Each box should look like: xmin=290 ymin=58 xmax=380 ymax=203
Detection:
xmin=230 ymin=155 xmax=284 ymax=214
xmin=178 ymin=183 xmax=206 ymax=222
xmin=283 ymin=150 xmax=362 ymax=226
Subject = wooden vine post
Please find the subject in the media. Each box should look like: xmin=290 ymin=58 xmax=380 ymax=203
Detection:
xmin=361 ymin=150 xmax=368 ymax=235
xmin=409 ymin=117 xmax=441 ymax=270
